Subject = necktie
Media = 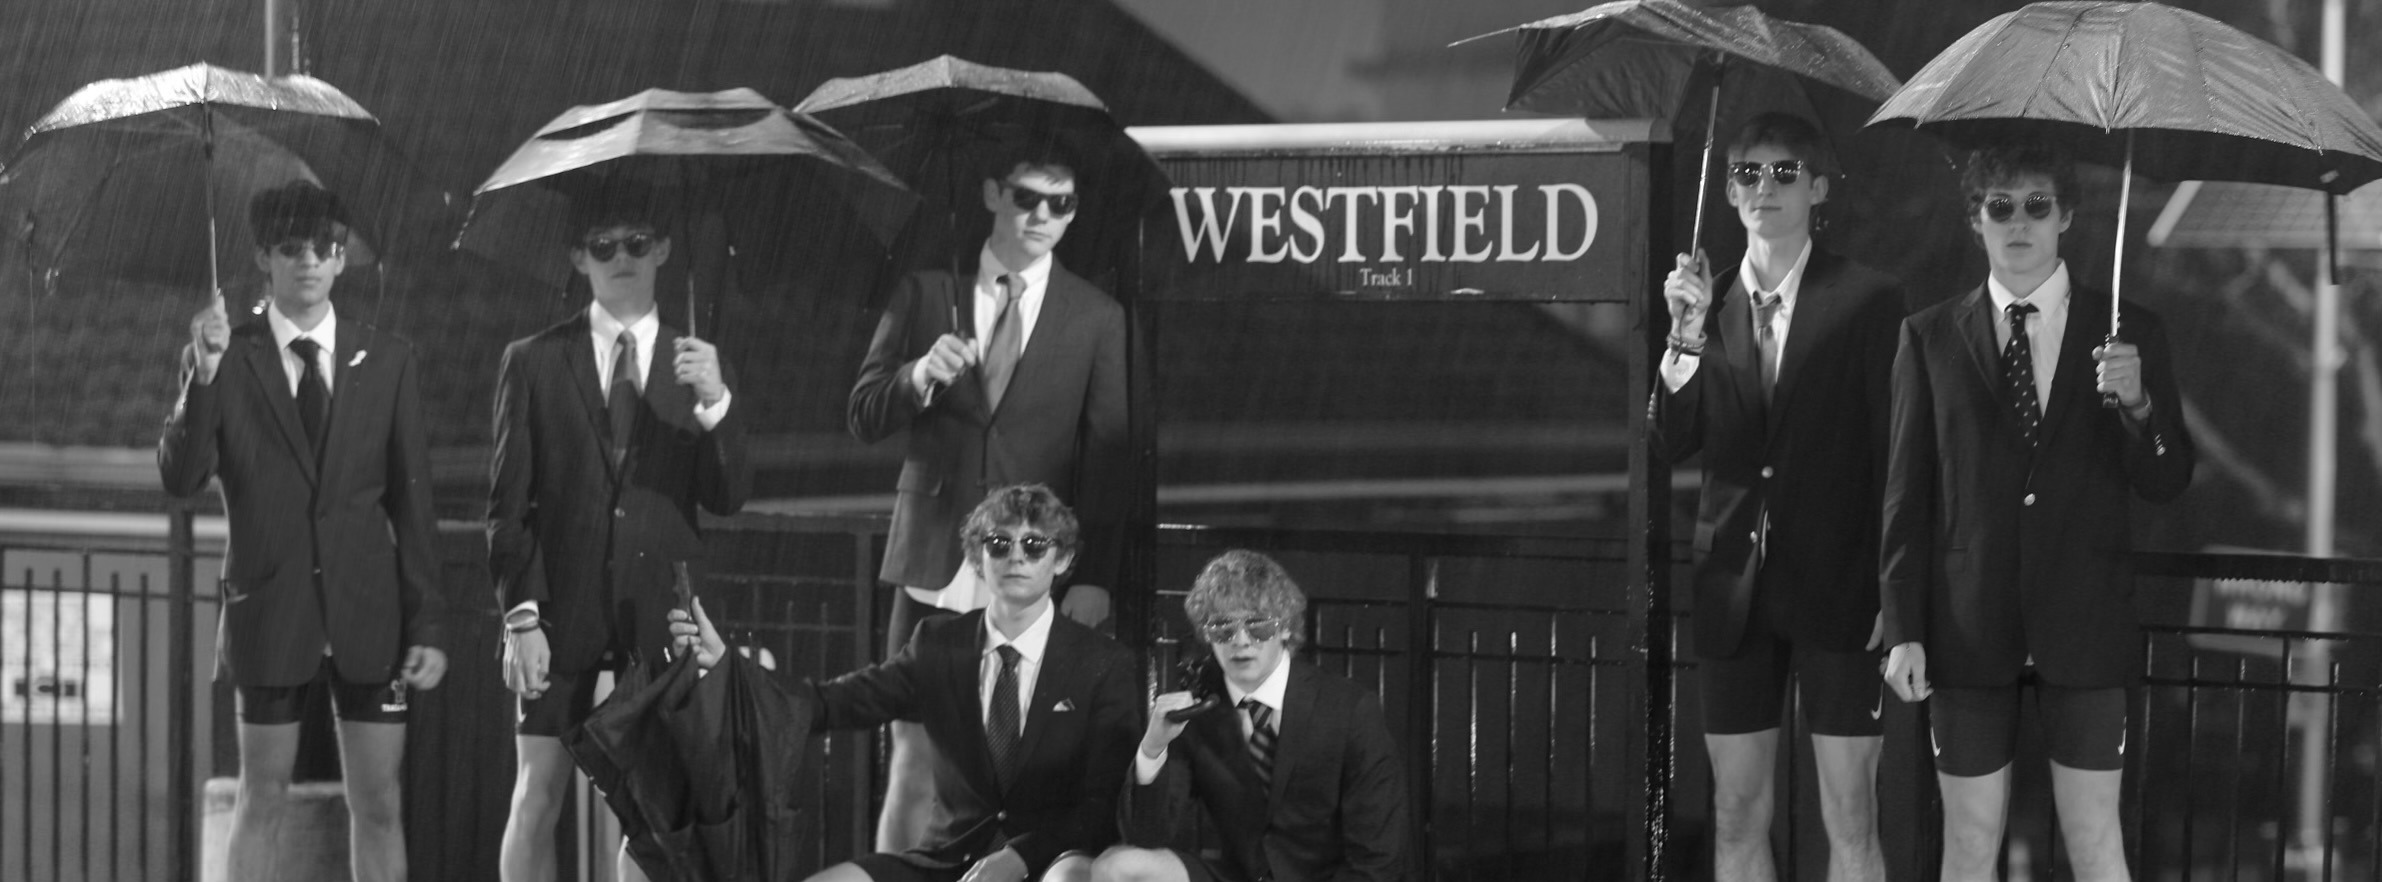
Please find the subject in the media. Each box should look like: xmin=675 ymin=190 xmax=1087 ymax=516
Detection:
xmin=1753 ymin=291 xmax=1783 ymax=403
xmin=2004 ymin=302 xmax=2043 ymax=446
xmin=1241 ymin=697 xmax=1277 ymax=787
xmin=981 ymin=274 xmax=1022 ymax=412
xmin=608 ymin=331 xmax=640 ymax=465
xmin=988 ymin=644 xmax=1024 ymax=788
xmin=288 ymin=337 xmax=329 ymax=457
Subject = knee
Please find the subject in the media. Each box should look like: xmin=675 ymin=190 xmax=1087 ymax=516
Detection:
xmin=346 ymin=783 xmax=403 ymax=829
xmin=1708 ymin=783 xmax=1774 ymax=837
xmin=1088 ymin=847 xmax=1165 ymax=882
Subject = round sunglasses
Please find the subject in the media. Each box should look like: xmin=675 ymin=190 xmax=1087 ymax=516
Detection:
xmin=267 ymin=236 xmax=346 ymax=261
xmin=1003 ymin=184 xmax=1079 ymax=217
xmin=580 ymin=232 xmax=659 ymax=262
xmin=1981 ymin=193 xmax=2060 ymax=223
xmin=977 ymin=533 xmax=1059 ymax=562
xmin=1727 ymin=160 xmax=1808 ymax=188
xmin=1199 ymin=616 xmax=1288 ymax=645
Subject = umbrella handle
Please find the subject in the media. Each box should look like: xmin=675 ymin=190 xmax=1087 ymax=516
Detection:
xmin=2104 ymin=131 xmax=2135 ymax=409
xmin=1688 ymin=81 xmax=1721 ymax=267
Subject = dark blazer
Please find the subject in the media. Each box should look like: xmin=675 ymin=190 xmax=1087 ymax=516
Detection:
xmin=486 ymin=312 xmax=749 ymax=673
xmin=848 ymin=259 xmax=1129 ymax=590
xmin=1120 ymin=662 xmax=1409 ymax=882
xmin=1880 ymin=285 xmax=2194 ymax=688
xmin=796 ymin=609 xmax=1137 ymax=873
xmin=159 ymin=317 xmax=446 ymax=687
xmin=1651 ymin=250 xmax=1906 ymax=655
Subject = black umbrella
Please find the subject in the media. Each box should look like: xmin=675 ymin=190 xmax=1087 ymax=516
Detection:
xmin=1460 ymin=1 xmax=1902 ymax=260
xmin=1868 ymin=0 xmax=2382 ymax=340
xmin=793 ymin=55 xmax=1170 ymax=289
xmin=453 ymin=87 xmax=914 ymax=332
xmin=0 ymin=63 xmax=437 ymax=302
xmin=564 ymin=646 xmax=813 ymax=881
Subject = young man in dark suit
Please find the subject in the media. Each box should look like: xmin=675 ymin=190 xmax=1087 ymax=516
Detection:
xmin=1879 ymin=142 xmax=2194 ymax=882
xmin=1651 ymin=113 xmax=1906 ymax=882
xmin=849 ymin=145 xmax=1130 ymax=850
xmin=1093 ymin=550 xmax=1408 ymax=882
xmin=488 ymin=184 xmax=750 ymax=882
xmin=673 ymin=484 xmax=1139 ymax=882
xmin=160 ymin=180 xmax=449 ymax=882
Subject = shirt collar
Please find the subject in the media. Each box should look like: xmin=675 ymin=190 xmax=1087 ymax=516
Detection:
xmin=267 ymin=301 xmax=337 ymax=355
xmin=1988 ymin=260 xmax=2071 ymax=317
xmin=984 ymin=601 xmax=1056 ymax=666
xmin=1224 ymin=651 xmax=1293 ymax=711
xmin=1738 ymin=239 xmax=1814 ymax=309
xmin=589 ymin=301 xmax=661 ymax=350
xmin=978 ymin=244 xmax=1053 ymax=295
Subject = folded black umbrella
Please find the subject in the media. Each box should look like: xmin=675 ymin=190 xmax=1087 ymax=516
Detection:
xmin=565 ymin=648 xmax=814 ymax=881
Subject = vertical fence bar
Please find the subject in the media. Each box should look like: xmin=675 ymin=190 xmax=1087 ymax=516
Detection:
xmin=2183 ymin=655 xmax=2200 ymax=877
xmin=1406 ymin=555 xmax=1436 ymax=875
xmin=167 ymin=503 xmax=196 ymax=882
xmin=2272 ymin=656 xmax=2294 ymax=882
xmin=2323 ymin=661 xmax=2340 ymax=882
xmin=849 ymin=526 xmax=876 ymax=856
xmin=2229 ymin=659 xmax=2246 ymax=882
xmin=1545 ymin=617 xmax=1559 ymax=863
xmin=1465 ymin=630 xmax=1480 ymax=881
xmin=49 ymin=569 xmax=61 ymax=877
xmin=1503 ymin=630 xmax=1518 ymax=879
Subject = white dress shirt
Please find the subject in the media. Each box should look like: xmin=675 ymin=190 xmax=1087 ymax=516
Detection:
xmin=1135 ymin=650 xmax=1292 ymax=784
xmin=266 ymin=302 xmax=337 ymax=398
xmin=588 ymin=301 xmax=731 ymax=430
xmin=1986 ymin=260 xmax=2071 ymax=406
xmin=979 ymin=601 xmax=1055 ymax=730
xmin=1660 ymin=239 xmax=1813 ymax=392
xmin=908 ymin=243 xmax=1055 ymax=397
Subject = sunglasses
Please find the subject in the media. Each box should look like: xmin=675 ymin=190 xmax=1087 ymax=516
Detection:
xmin=977 ymin=533 xmax=1059 ymax=562
xmin=268 ymin=236 xmax=346 ymax=260
xmin=580 ymin=232 xmax=659 ymax=262
xmin=1727 ymin=160 xmax=1808 ymax=188
xmin=1199 ymin=616 xmax=1288 ymax=645
xmin=1981 ymin=193 xmax=2060 ymax=223
xmin=1003 ymin=185 xmax=1079 ymax=217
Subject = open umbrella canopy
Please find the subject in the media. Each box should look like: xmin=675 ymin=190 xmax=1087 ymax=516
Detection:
xmin=1472 ymin=0 xmax=1903 ymax=117
xmin=1867 ymin=0 xmax=2382 ymax=196
xmin=0 ymin=63 xmax=437 ymax=297
xmin=455 ymin=86 xmax=915 ymax=300
xmin=795 ymin=55 xmax=1169 ymax=283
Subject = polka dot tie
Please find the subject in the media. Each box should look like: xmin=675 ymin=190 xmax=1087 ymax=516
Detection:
xmin=2004 ymin=302 xmax=2042 ymax=446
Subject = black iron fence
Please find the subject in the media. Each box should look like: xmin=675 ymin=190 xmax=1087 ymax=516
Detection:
xmin=7 ymin=507 xmax=2382 ymax=881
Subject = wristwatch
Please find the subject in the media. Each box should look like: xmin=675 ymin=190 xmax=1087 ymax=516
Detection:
xmin=504 ymin=607 xmax=543 ymax=633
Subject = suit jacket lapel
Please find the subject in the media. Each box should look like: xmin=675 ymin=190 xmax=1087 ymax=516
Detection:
xmin=2037 ymin=288 xmax=2107 ymax=446
xmin=626 ymin=325 xmax=697 ymax=480
xmin=1267 ymin=663 xmax=1319 ymax=809
xmin=999 ymin=280 xmax=1080 ymax=421
xmin=1766 ymin=256 xmax=1837 ymax=443
xmin=1716 ymin=275 xmax=1765 ymax=431
xmin=952 ymin=617 xmax=1004 ymax=799
xmin=1956 ymin=287 xmax=2005 ymax=404
xmin=239 ymin=328 xmax=319 ymax=486
xmin=560 ymin=317 xmax=616 ymax=478
xmin=1007 ymin=619 xmax=1079 ymax=797
xmin=317 ymin=319 xmax=363 ymax=481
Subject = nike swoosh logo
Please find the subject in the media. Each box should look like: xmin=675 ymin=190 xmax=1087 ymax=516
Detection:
xmin=1930 ymin=729 xmax=1941 ymax=758
xmin=1872 ymin=690 xmax=1885 ymax=720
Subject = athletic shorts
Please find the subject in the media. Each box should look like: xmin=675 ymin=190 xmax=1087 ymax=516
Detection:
xmin=235 ymin=656 xmax=407 ymax=725
xmin=1700 ymin=616 xmax=1886 ymax=737
xmin=1927 ymin=673 xmax=2128 ymax=777
xmin=516 ymin=655 xmax=624 ymax=737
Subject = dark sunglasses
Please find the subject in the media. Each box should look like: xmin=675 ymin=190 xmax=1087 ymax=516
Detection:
xmin=1199 ymin=616 xmax=1288 ymax=645
xmin=978 ymin=533 xmax=1058 ymax=562
xmin=268 ymin=236 xmax=346 ymax=260
xmin=1003 ymin=185 xmax=1079 ymax=217
xmin=1982 ymin=193 xmax=2060 ymax=223
xmin=580 ymin=232 xmax=658 ymax=262
xmin=1727 ymin=160 xmax=1808 ymax=188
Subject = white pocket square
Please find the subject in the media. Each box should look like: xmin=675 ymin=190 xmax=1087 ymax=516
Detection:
xmin=1052 ymin=699 xmax=1076 ymax=712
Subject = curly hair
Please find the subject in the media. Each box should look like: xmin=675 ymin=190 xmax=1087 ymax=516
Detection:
xmin=959 ymin=483 xmax=1081 ymax=561
xmin=1183 ymin=549 xmax=1307 ymax=648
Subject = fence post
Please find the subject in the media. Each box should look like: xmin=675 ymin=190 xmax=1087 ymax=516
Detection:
xmin=1406 ymin=554 xmax=1437 ymax=875
xmin=1629 ymin=136 xmax=1677 ymax=882
xmin=166 ymin=499 xmax=197 ymax=882
xmin=850 ymin=526 xmax=877 ymax=854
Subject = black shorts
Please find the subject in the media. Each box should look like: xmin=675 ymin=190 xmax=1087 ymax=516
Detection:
xmin=1928 ymin=674 xmax=2128 ymax=777
xmin=235 ymin=656 xmax=408 ymax=725
xmin=1700 ymin=617 xmax=1885 ymax=737
xmin=884 ymin=588 xmax=957 ymax=661
xmin=515 ymin=658 xmax=625 ymax=737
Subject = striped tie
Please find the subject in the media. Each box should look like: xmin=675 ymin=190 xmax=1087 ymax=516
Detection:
xmin=1241 ymin=697 xmax=1276 ymax=787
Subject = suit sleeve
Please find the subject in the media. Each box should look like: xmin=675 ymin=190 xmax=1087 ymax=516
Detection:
xmin=2122 ymin=311 xmax=2195 ymax=503
xmin=849 ymin=273 xmax=933 ymax=445
xmin=801 ymin=628 xmax=931 ymax=732
xmin=382 ymin=345 xmax=448 ymax=653
xmin=158 ymin=346 xmax=222 ymax=497
xmin=1867 ymin=283 xmax=1910 ymax=521
xmin=695 ymin=358 xmax=751 ymax=516
xmin=1068 ymin=297 xmax=1132 ymax=589
xmin=1117 ymin=744 xmax=1199 ymax=848
xmin=1009 ymin=642 xmax=1138 ymax=868
xmin=1878 ymin=320 xmax=1935 ymax=650
xmin=486 ymin=341 xmax=549 ymax=611
xmin=1326 ymin=690 xmax=1411 ymax=882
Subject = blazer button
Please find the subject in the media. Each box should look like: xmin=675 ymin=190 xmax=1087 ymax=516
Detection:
xmin=2023 ymin=493 xmax=2036 ymax=506
xmin=1760 ymin=466 xmax=1774 ymax=479
xmin=1749 ymin=531 xmax=1759 ymax=542
xmin=995 ymin=810 xmax=1008 ymax=821
xmin=614 ymin=507 xmax=626 ymax=518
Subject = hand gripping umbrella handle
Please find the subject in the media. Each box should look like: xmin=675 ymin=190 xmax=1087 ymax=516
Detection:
xmin=2104 ymin=132 xmax=2135 ymax=410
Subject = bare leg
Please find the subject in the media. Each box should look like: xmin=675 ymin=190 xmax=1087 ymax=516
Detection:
xmin=1705 ymin=729 xmax=1780 ymax=882
xmin=336 ymin=720 xmax=409 ymax=882
xmin=1088 ymin=846 xmax=1192 ymax=882
xmin=501 ymin=735 xmax=575 ymax=882
xmin=876 ymin=721 xmax=940 ymax=851
xmin=802 ymin=862 xmax=879 ymax=882
xmin=1937 ymin=765 xmax=2012 ymax=882
xmin=1042 ymin=852 xmax=1096 ymax=882
xmin=2051 ymin=762 xmax=2131 ymax=882
xmin=228 ymin=722 xmax=302 ymax=882
xmin=1810 ymin=734 xmax=1885 ymax=882
xmin=617 ymin=838 xmax=652 ymax=882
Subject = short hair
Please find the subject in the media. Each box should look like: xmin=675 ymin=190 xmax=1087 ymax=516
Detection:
xmin=959 ymin=484 xmax=1082 ymax=559
xmin=1962 ymin=141 xmax=2080 ymax=213
xmin=1727 ymin=112 xmax=1834 ymax=181
xmin=1183 ymin=550 xmax=1308 ymax=648
xmin=248 ymin=180 xmax=349 ymax=245
xmin=567 ymin=177 xmax=672 ymax=242
xmin=981 ymin=139 xmax=1079 ymax=187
